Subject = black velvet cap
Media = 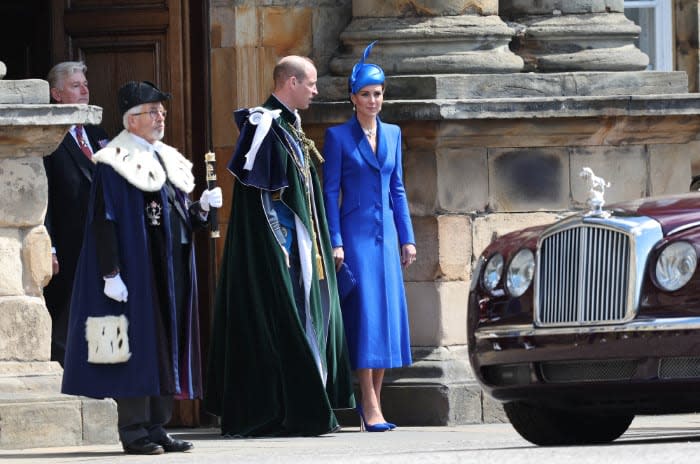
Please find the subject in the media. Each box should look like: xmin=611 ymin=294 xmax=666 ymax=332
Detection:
xmin=117 ymin=81 xmax=171 ymax=116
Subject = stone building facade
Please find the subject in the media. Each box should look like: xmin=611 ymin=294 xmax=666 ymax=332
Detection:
xmin=208 ymin=0 xmax=700 ymax=425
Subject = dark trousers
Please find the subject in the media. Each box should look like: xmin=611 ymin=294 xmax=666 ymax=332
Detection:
xmin=116 ymin=395 xmax=173 ymax=446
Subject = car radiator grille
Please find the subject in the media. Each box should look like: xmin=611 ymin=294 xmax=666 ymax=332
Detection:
xmin=537 ymin=225 xmax=631 ymax=325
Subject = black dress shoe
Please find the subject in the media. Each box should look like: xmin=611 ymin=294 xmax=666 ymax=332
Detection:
xmin=123 ymin=437 xmax=164 ymax=455
xmin=157 ymin=434 xmax=194 ymax=452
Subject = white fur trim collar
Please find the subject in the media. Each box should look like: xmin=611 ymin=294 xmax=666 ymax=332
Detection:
xmin=92 ymin=130 xmax=195 ymax=193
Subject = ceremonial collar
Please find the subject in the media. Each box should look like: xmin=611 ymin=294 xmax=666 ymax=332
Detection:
xmin=266 ymin=94 xmax=298 ymax=127
xmin=93 ymin=130 xmax=195 ymax=193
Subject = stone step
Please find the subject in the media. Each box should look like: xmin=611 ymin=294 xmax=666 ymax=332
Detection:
xmin=0 ymin=392 xmax=117 ymax=450
xmin=316 ymin=71 xmax=689 ymax=102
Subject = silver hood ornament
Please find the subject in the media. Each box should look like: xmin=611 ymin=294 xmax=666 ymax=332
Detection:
xmin=579 ymin=167 xmax=611 ymax=216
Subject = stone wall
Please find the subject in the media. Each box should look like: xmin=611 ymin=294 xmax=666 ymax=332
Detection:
xmin=209 ymin=0 xmax=352 ymax=255
xmin=209 ymin=0 xmax=700 ymax=426
xmin=0 ymin=66 xmax=117 ymax=449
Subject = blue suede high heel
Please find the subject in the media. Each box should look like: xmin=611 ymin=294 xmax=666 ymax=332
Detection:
xmin=385 ymin=422 xmax=397 ymax=430
xmin=357 ymin=405 xmax=391 ymax=432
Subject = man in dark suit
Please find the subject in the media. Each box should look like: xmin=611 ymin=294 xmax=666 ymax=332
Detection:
xmin=43 ymin=61 xmax=110 ymax=365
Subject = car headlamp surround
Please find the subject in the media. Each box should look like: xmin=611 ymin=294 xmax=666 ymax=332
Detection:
xmin=482 ymin=253 xmax=504 ymax=294
xmin=654 ymin=241 xmax=697 ymax=292
xmin=506 ymin=248 xmax=535 ymax=297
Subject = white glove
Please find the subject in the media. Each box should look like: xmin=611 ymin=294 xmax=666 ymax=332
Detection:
xmin=103 ymin=273 xmax=128 ymax=302
xmin=199 ymin=187 xmax=223 ymax=211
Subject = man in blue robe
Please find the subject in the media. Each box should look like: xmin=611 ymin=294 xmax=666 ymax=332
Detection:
xmin=61 ymin=81 xmax=222 ymax=455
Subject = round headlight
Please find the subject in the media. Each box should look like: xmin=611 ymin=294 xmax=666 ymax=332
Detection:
xmin=506 ymin=249 xmax=535 ymax=297
xmin=482 ymin=253 xmax=504 ymax=293
xmin=655 ymin=241 xmax=697 ymax=291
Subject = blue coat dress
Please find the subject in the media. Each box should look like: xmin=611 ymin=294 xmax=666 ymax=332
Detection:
xmin=322 ymin=116 xmax=415 ymax=369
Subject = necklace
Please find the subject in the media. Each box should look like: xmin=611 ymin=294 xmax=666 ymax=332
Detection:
xmin=362 ymin=126 xmax=376 ymax=138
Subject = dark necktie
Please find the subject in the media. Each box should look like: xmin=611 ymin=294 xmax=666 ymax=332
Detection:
xmin=74 ymin=125 xmax=92 ymax=160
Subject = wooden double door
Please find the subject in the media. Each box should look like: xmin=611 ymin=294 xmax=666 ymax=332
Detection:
xmin=0 ymin=0 xmax=215 ymax=426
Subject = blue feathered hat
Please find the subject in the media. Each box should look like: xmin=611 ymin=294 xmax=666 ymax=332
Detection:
xmin=348 ymin=41 xmax=385 ymax=95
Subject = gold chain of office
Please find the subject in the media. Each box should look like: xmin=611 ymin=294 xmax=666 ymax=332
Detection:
xmin=276 ymin=123 xmax=326 ymax=280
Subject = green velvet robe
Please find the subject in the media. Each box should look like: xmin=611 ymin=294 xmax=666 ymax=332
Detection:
xmin=204 ymin=96 xmax=356 ymax=437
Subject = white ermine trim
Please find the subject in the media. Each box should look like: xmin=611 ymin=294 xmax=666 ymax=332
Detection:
xmin=85 ymin=315 xmax=132 ymax=364
xmin=93 ymin=130 xmax=195 ymax=193
xmin=93 ymin=131 xmax=166 ymax=192
xmin=154 ymin=141 xmax=195 ymax=193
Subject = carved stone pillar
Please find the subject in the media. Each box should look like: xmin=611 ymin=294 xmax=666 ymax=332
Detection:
xmin=330 ymin=0 xmax=523 ymax=75
xmin=501 ymin=0 xmax=649 ymax=71
xmin=0 ymin=62 xmax=117 ymax=449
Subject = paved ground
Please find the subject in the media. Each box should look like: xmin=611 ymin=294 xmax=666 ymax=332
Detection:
xmin=4 ymin=414 xmax=700 ymax=463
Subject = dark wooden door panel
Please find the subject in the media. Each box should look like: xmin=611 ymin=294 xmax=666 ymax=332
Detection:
xmin=52 ymin=0 xmax=185 ymax=151
xmin=49 ymin=0 xmax=210 ymax=427
xmin=0 ymin=1 xmax=50 ymax=79
xmin=71 ymin=40 xmax=166 ymax=139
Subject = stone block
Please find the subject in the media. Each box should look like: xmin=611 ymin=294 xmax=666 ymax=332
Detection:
xmin=0 ymin=105 xmax=101 ymax=159
xmin=570 ymin=145 xmax=647 ymax=207
xmin=0 ymin=228 xmax=23 ymax=296
xmin=81 ymin=397 xmax=119 ymax=445
xmin=405 ymin=215 xmax=472 ymax=282
xmin=210 ymin=5 xmax=260 ymax=48
xmin=380 ymin=382 xmax=483 ymax=426
xmin=0 ymin=296 xmax=51 ymax=362
xmin=0 ymin=158 xmax=47 ymax=227
xmin=353 ymin=0 xmax=497 ymax=17
xmin=435 ymin=215 xmax=472 ymax=280
xmin=502 ymin=0 xmax=624 ymax=15
xmin=405 ymin=281 xmax=469 ymax=346
xmin=379 ymin=346 xmax=483 ymax=425
xmin=565 ymin=72 xmax=688 ymax=97
xmin=211 ymin=47 xmax=239 ymax=149
xmin=482 ymin=393 xmax=508 ymax=423
xmin=402 ymin=147 xmax=437 ymax=216
xmin=489 ymin=147 xmax=570 ymax=212
xmin=0 ymin=361 xmax=62 ymax=393
xmin=0 ymin=396 xmax=82 ymax=449
xmin=649 ymin=143 xmax=694 ymax=195
xmin=407 ymin=216 xmax=439 ymax=282
xmin=312 ymin=5 xmax=351 ymax=76
xmin=0 ymin=80 xmax=49 ymax=104
xmin=316 ymin=72 xmax=689 ymax=102
xmin=22 ymin=226 xmax=52 ymax=296
xmin=440 ymin=283 xmax=469 ymax=346
xmin=437 ymin=146 xmax=488 ymax=213
xmin=472 ymin=212 xmax=564 ymax=257
xmin=261 ymin=7 xmax=312 ymax=56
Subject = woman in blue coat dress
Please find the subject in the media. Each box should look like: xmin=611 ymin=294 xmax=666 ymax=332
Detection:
xmin=322 ymin=42 xmax=417 ymax=432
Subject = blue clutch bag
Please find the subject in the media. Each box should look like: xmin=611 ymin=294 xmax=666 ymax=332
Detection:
xmin=336 ymin=262 xmax=357 ymax=300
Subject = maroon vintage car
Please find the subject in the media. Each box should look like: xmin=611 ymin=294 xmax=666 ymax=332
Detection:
xmin=468 ymin=187 xmax=700 ymax=445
